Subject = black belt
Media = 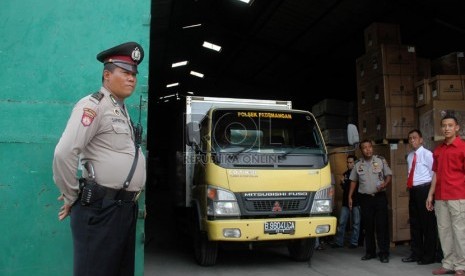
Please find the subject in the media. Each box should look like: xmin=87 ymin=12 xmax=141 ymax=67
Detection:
xmin=361 ymin=191 xmax=386 ymax=197
xmin=410 ymin=182 xmax=431 ymax=189
xmin=104 ymin=186 xmax=141 ymax=202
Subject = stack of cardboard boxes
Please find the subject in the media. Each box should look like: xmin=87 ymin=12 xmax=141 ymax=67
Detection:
xmin=416 ymin=52 xmax=465 ymax=150
xmin=312 ymin=98 xmax=357 ymax=219
xmin=312 ymin=98 xmax=356 ymax=146
xmin=356 ymin=22 xmax=418 ymax=142
xmin=355 ymin=22 xmax=465 ymax=243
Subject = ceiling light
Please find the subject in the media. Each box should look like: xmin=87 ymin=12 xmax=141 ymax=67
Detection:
xmin=238 ymin=0 xmax=254 ymax=4
xmin=187 ymin=91 xmax=195 ymax=95
xmin=166 ymin=82 xmax=179 ymax=88
xmin=182 ymin=23 xmax=202 ymax=29
xmin=190 ymin=71 xmax=204 ymax=78
xmin=172 ymin=61 xmax=188 ymax=67
xmin=159 ymin=94 xmax=177 ymax=100
xmin=202 ymin=41 xmax=222 ymax=52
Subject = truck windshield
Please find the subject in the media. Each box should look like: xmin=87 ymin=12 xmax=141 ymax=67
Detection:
xmin=211 ymin=109 xmax=326 ymax=167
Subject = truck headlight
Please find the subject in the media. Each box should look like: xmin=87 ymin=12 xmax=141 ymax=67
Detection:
xmin=207 ymin=186 xmax=240 ymax=216
xmin=311 ymin=185 xmax=334 ymax=214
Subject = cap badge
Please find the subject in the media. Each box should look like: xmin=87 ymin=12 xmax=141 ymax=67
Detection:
xmin=131 ymin=47 xmax=141 ymax=62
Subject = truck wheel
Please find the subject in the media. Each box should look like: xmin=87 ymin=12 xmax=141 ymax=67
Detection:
xmin=287 ymin=238 xmax=315 ymax=262
xmin=193 ymin=216 xmax=218 ymax=266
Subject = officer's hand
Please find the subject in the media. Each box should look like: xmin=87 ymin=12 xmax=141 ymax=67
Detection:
xmin=57 ymin=195 xmax=71 ymax=221
xmin=348 ymin=199 xmax=353 ymax=210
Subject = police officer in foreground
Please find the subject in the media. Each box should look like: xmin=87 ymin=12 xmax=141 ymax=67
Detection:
xmin=348 ymin=139 xmax=392 ymax=263
xmin=53 ymin=41 xmax=147 ymax=276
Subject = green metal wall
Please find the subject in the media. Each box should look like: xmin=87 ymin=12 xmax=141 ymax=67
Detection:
xmin=0 ymin=1 xmax=150 ymax=275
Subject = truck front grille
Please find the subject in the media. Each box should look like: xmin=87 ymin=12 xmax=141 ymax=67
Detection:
xmin=237 ymin=191 xmax=314 ymax=216
xmin=252 ymin=200 xmax=302 ymax=211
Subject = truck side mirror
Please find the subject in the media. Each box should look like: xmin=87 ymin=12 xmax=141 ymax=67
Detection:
xmin=347 ymin=123 xmax=359 ymax=146
xmin=186 ymin=122 xmax=201 ymax=146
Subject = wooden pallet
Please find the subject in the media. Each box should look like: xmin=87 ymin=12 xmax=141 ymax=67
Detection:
xmin=390 ymin=240 xmax=411 ymax=248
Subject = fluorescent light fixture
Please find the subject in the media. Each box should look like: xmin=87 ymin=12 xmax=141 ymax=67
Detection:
xmin=238 ymin=0 xmax=254 ymax=4
xmin=166 ymin=82 xmax=179 ymax=88
xmin=172 ymin=61 xmax=188 ymax=67
xmin=187 ymin=91 xmax=195 ymax=95
xmin=202 ymin=41 xmax=222 ymax=52
xmin=182 ymin=23 xmax=202 ymax=29
xmin=190 ymin=71 xmax=204 ymax=78
xmin=159 ymin=94 xmax=177 ymax=100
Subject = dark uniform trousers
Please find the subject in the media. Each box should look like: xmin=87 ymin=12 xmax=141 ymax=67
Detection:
xmin=409 ymin=183 xmax=438 ymax=262
xmin=70 ymin=198 xmax=138 ymax=276
xmin=359 ymin=191 xmax=390 ymax=257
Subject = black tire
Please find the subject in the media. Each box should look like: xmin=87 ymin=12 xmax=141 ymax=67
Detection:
xmin=193 ymin=213 xmax=218 ymax=266
xmin=287 ymin=238 xmax=315 ymax=262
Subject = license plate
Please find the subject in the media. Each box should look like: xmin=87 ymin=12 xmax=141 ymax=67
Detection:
xmin=264 ymin=221 xmax=295 ymax=234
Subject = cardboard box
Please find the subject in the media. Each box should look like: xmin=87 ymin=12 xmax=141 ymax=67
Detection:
xmin=356 ymin=44 xmax=417 ymax=84
xmin=364 ymin=22 xmax=401 ymax=53
xmin=358 ymin=74 xmax=415 ymax=112
xmin=311 ymin=98 xmax=352 ymax=117
xmin=328 ymin=146 xmax=353 ymax=204
xmin=358 ymin=106 xmax=417 ymax=141
xmin=431 ymin=51 xmax=465 ymax=76
xmin=356 ymin=53 xmax=380 ymax=83
xmin=316 ymin=114 xmax=349 ymax=130
xmin=416 ymin=57 xmax=431 ymax=81
xmin=322 ymin=129 xmax=348 ymax=146
xmin=415 ymin=79 xmax=431 ymax=107
xmin=429 ymin=75 xmax=465 ymax=101
xmin=394 ymin=195 xmax=409 ymax=210
xmin=389 ymin=208 xmax=411 ymax=242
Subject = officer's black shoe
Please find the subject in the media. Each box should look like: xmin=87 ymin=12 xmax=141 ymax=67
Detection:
xmin=361 ymin=254 xmax=377 ymax=260
xmin=402 ymin=256 xmax=419 ymax=263
xmin=380 ymin=255 xmax=389 ymax=263
xmin=417 ymin=259 xmax=434 ymax=265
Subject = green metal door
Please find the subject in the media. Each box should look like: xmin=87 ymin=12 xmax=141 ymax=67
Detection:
xmin=0 ymin=1 xmax=150 ymax=275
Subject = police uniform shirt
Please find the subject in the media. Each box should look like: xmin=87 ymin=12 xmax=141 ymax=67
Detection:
xmin=53 ymin=87 xmax=146 ymax=205
xmin=349 ymin=155 xmax=392 ymax=195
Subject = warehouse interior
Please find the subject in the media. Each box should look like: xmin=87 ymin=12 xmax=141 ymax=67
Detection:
xmin=148 ymin=0 xmax=465 ymax=108
xmin=144 ymin=0 xmax=465 ymax=245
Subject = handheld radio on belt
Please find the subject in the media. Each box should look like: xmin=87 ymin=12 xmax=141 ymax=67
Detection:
xmin=79 ymin=161 xmax=105 ymax=205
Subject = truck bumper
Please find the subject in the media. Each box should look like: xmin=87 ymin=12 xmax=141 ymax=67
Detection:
xmin=205 ymin=216 xmax=336 ymax=241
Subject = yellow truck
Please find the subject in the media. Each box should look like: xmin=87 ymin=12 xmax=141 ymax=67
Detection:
xmin=154 ymin=95 xmax=336 ymax=266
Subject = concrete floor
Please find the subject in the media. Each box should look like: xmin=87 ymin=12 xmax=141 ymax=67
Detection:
xmin=143 ymin=183 xmax=442 ymax=275
xmin=144 ymin=237 xmax=441 ymax=276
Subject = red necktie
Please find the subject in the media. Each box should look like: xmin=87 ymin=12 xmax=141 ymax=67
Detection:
xmin=407 ymin=153 xmax=416 ymax=189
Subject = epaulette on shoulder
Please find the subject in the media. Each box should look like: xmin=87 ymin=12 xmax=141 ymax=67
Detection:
xmin=90 ymin=91 xmax=104 ymax=104
xmin=375 ymin=155 xmax=386 ymax=161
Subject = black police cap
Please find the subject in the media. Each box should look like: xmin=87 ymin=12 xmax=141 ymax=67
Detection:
xmin=96 ymin=42 xmax=144 ymax=73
